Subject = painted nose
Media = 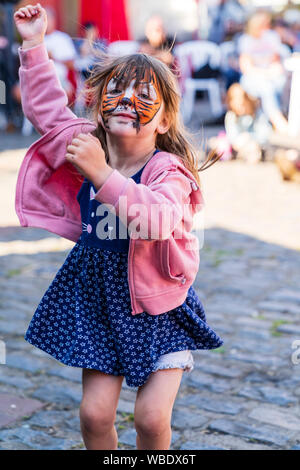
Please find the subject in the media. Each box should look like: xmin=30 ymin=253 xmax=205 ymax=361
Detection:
xmin=120 ymin=97 xmax=132 ymax=106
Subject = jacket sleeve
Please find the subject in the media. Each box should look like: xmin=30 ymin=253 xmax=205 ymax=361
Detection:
xmin=94 ymin=166 xmax=193 ymax=240
xmin=18 ymin=42 xmax=77 ymax=135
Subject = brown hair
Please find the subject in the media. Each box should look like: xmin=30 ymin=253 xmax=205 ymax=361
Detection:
xmin=83 ymin=48 xmax=222 ymax=188
xmin=226 ymin=83 xmax=259 ymax=117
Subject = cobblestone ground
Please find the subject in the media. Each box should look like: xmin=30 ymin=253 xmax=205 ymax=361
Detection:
xmin=0 ymin=128 xmax=300 ymax=450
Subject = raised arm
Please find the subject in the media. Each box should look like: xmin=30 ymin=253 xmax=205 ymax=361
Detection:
xmin=14 ymin=3 xmax=77 ymax=135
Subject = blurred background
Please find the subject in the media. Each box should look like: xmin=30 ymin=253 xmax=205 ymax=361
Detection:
xmin=1 ymin=0 xmax=300 ymax=176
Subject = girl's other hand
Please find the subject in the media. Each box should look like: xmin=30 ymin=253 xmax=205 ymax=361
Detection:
xmin=65 ymin=133 xmax=113 ymax=189
xmin=14 ymin=3 xmax=47 ymax=49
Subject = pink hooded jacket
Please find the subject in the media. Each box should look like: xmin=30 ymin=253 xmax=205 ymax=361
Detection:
xmin=15 ymin=43 xmax=205 ymax=316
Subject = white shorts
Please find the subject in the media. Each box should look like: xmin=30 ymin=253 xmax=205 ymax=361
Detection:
xmin=152 ymin=350 xmax=194 ymax=373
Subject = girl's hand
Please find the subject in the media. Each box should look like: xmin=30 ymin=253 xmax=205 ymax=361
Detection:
xmin=14 ymin=3 xmax=47 ymax=49
xmin=65 ymin=133 xmax=113 ymax=189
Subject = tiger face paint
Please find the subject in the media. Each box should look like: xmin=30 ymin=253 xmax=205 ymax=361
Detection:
xmin=100 ymin=68 xmax=162 ymax=133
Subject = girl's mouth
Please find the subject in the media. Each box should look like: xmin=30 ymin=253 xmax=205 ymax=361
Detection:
xmin=114 ymin=113 xmax=136 ymax=119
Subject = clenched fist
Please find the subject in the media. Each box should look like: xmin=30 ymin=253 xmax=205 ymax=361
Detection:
xmin=65 ymin=133 xmax=113 ymax=190
xmin=14 ymin=3 xmax=47 ymax=50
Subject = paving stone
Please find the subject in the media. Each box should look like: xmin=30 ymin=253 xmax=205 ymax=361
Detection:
xmin=244 ymin=372 xmax=273 ymax=383
xmin=194 ymin=362 xmax=245 ymax=379
xmin=195 ymin=397 xmax=243 ymax=415
xmin=235 ymin=317 xmax=271 ymax=329
xmin=257 ymin=301 xmax=300 ymax=316
xmin=186 ymin=372 xmax=231 ymax=393
xmin=4 ymin=338 xmax=32 ymax=351
xmin=5 ymin=352 xmax=53 ymax=373
xmin=208 ymin=418 xmax=293 ymax=447
xmin=118 ymin=428 xmax=137 ymax=447
xmin=118 ymin=428 xmax=180 ymax=448
xmin=267 ymin=290 xmax=300 ymax=305
xmin=51 ymin=426 xmax=83 ymax=445
xmin=47 ymin=365 xmax=82 ymax=383
xmin=230 ymin=338 xmax=275 ymax=354
xmin=0 ymin=320 xmax=29 ymax=335
xmin=0 ymin=371 xmax=32 ymax=390
xmin=206 ymin=303 xmax=259 ymax=317
xmin=26 ymin=409 xmax=72 ymax=428
xmin=0 ymin=440 xmax=32 ymax=450
xmin=65 ymin=415 xmax=81 ymax=431
xmin=171 ymin=409 xmax=208 ymax=429
xmin=1 ymin=298 xmax=36 ymax=315
xmin=117 ymin=399 xmax=135 ymax=415
xmin=176 ymin=394 xmax=242 ymax=415
xmin=0 ymin=426 xmax=75 ymax=450
xmin=276 ymin=324 xmax=300 ymax=335
xmin=182 ymin=428 xmax=270 ymax=450
xmin=249 ymin=406 xmax=300 ymax=431
xmin=227 ymin=351 xmax=285 ymax=368
xmin=31 ymin=384 xmax=82 ymax=407
xmin=180 ymin=442 xmax=226 ymax=450
xmin=237 ymin=386 xmax=297 ymax=406
xmin=0 ymin=393 xmax=45 ymax=428
xmin=237 ymin=329 xmax=271 ymax=341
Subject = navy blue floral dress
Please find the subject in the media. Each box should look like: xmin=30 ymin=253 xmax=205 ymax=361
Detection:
xmin=24 ymin=152 xmax=224 ymax=388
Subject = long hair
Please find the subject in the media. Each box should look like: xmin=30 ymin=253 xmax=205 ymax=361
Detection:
xmin=83 ymin=48 xmax=222 ymax=188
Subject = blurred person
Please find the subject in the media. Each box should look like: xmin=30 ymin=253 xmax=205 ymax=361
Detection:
xmin=75 ymin=22 xmax=106 ymax=80
xmin=139 ymin=15 xmax=175 ymax=70
xmin=224 ymin=83 xmax=272 ymax=163
xmin=0 ymin=35 xmax=8 ymax=124
xmin=282 ymin=8 xmax=300 ymax=53
xmin=206 ymin=0 xmax=247 ymax=44
xmin=273 ymin=18 xmax=298 ymax=52
xmin=238 ymin=9 xmax=289 ymax=134
xmin=74 ymin=22 xmax=107 ymax=114
xmin=220 ymin=36 xmax=242 ymax=90
xmin=275 ymin=148 xmax=300 ymax=183
xmin=0 ymin=7 xmax=22 ymax=131
xmin=44 ymin=6 xmax=77 ymax=105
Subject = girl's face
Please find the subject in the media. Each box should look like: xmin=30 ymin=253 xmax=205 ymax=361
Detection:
xmin=99 ymin=68 xmax=165 ymax=137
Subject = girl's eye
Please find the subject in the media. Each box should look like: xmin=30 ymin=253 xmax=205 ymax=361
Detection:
xmin=108 ymin=89 xmax=122 ymax=95
xmin=139 ymin=92 xmax=151 ymax=100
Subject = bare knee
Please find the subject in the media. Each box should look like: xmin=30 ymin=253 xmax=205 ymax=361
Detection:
xmin=80 ymin=400 xmax=116 ymax=434
xmin=135 ymin=408 xmax=170 ymax=438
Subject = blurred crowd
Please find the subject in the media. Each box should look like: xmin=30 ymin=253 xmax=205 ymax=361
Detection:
xmin=1 ymin=0 xmax=300 ymax=180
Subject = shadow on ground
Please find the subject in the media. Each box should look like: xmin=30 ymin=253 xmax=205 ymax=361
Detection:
xmin=0 ymin=225 xmax=299 ymax=450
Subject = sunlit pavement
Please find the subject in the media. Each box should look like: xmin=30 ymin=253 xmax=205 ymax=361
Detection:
xmin=0 ymin=122 xmax=300 ymax=450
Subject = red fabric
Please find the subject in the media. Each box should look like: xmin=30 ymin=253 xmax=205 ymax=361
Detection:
xmin=80 ymin=0 xmax=130 ymax=43
xmin=66 ymin=68 xmax=78 ymax=107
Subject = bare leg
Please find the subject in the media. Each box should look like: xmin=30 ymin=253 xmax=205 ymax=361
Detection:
xmin=134 ymin=368 xmax=183 ymax=450
xmin=80 ymin=369 xmax=124 ymax=450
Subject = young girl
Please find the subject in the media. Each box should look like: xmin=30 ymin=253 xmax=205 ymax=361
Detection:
xmin=224 ymin=82 xmax=273 ymax=163
xmin=14 ymin=4 xmax=224 ymax=451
